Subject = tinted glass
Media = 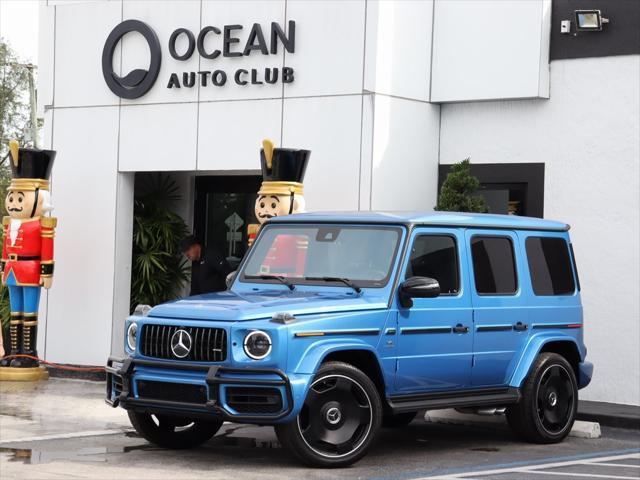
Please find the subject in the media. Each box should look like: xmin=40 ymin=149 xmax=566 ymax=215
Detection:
xmin=406 ymin=236 xmax=459 ymax=294
xmin=242 ymin=225 xmax=401 ymax=288
xmin=526 ymin=237 xmax=576 ymax=295
xmin=471 ymin=236 xmax=518 ymax=294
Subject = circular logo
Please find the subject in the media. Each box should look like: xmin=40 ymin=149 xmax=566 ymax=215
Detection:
xmin=325 ymin=407 xmax=342 ymax=425
xmin=102 ymin=19 xmax=162 ymax=99
xmin=170 ymin=329 xmax=192 ymax=359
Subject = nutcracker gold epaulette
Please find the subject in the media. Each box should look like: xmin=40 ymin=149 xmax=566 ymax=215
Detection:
xmin=2 ymin=216 xmax=10 ymax=226
xmin=41 ymin=216 xmax=57 ymax=228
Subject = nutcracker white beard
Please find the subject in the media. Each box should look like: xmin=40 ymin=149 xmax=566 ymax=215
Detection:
xmin=255 ymin=193 xmax=306 ymax=224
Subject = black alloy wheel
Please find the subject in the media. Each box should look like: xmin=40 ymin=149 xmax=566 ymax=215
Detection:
xmin=536 ymin=364 xmax=575 ymax=435
xmin=275 ymin=361 xmax=382 ymax=467
xmin=507 ymin=352 xmax=578 ymax=443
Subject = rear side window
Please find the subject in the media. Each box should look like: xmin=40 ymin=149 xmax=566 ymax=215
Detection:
xmin=471 ymin=236 xmax=518 ymax=295
xmin=526 ymin=237 xmax=576 ymax=295
xmin=406 ymin=235 xmax=459 ymax=294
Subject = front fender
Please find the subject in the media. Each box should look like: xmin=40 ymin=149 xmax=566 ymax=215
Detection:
xmin=291 ymin=338 xmax=380 ymax=375
xmin=509 ymin=332 xmax=584 ymax=389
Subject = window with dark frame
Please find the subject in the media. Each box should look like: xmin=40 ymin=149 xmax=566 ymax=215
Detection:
xmin=526 ymin=237 xmax=576 ymax=296
xmin=406 ymin=235 xmax=459 ymax=295
xmin=471 ymin=236 xmax=518 ymax=295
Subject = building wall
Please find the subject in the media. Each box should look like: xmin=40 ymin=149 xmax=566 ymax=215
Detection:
xmin=38 ymin=0 xmax=444 ymax=364
xmin=440 ymin=55 xmax=640 ymax=405
xmin=36 ymin=0 xmax=639 ymax=406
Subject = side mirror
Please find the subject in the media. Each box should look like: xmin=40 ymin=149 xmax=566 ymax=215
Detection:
xmin=399 ymin=276 xmax=440 ymax=308
xmin=225 ymin=271 xmax=238 ymax=289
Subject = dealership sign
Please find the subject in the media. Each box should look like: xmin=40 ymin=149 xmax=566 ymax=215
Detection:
xmin=102 ymin=19 xmax=295 ymax=99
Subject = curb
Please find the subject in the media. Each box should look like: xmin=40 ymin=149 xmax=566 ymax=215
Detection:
xmin=577 ymin=400 xmax=640 ymax=430
xmin=424 ymin=409 xmax=602 ymax=439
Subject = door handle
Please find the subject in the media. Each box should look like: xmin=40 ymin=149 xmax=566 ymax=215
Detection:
xmin=514 ymin=322 xmax=528 ymax=332
xmin=453 ymin=324 xmax=469 ymax=334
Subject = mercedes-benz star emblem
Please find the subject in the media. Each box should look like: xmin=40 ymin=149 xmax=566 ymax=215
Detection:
xmin=171 ymin=329 xmax=192 ymax=359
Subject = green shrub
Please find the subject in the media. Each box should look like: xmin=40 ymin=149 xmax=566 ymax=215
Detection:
xmin=435 ymin=159 xmax=489 ymax=213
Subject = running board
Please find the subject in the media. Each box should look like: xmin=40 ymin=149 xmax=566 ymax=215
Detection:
xmin=388 ymin=387 xmax=521 ymax=413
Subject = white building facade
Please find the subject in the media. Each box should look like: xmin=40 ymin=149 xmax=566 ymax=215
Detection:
xmin=36 ymin=0 xmax=639 ymax=405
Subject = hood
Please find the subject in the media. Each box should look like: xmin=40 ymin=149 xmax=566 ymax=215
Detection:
xmin=147 ymin=289 xmax=389 ymax=322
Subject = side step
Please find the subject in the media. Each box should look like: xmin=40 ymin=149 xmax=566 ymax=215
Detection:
xmin=388 ymin=387 xmax=521 ymax=413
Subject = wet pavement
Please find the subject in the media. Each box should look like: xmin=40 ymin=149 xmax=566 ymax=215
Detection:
xmin=1 ymin=378 xmax=639 ymax=479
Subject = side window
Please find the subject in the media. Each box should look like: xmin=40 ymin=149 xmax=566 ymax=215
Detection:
xmin=406 ymin=235 xmax=459 ymax=294
xmin=471 ymin=236 xmax=518 ymax=295
xmin=526 ymin=237 xmax=576 ymax=295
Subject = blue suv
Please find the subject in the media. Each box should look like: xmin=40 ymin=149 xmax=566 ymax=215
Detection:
xmin=106 ymin=212 xmax=593 ymax=467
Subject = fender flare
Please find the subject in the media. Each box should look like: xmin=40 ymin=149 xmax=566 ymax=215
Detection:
xmin=509 ymin=332 xmax=583 ymax=388
xmin=291 ymin=338 xmax=381 ymax=375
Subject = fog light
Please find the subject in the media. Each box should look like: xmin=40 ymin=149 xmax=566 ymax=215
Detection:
xmin=244 ymin=331 xmax=272 ymax=360
xmin=127 ymin=323 xmax=138 ymax=351
xmin=575 ymin=10 xmax=609 ymax=31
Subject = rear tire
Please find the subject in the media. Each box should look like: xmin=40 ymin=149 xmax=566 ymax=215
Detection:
xmin=128 ymin=411 xmax=223 ymax=449
xmin=275 ymin=361 xmax=383 ymax=468
xmin=507 ymin=353 xmax=578 ymax=444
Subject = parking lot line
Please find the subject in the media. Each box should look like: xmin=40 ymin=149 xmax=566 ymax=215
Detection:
xmin=589 ymin=462 xmax=640 ymax=468
xmin=524 ymin=471 xmax=638 ymax=479
xmin=423 ymin=452 xmax=640 ymax=479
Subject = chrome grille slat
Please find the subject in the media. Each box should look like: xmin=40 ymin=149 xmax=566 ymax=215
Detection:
xmin=206 ymin=328 xmax=212 ymax=362
xmin=141 ymin=324 xmax=226 ymax=362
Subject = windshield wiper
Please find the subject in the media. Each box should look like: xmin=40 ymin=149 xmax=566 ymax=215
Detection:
xmin=305 ymin=276 xmax=362 ymax=294
xmin=245 ymin=274 xmax=296 ymax=291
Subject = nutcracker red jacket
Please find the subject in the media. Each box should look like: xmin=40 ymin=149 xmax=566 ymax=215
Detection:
xmin=2 ymin=216 xmax=56 ymax=286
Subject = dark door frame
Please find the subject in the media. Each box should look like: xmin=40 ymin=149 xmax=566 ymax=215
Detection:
xmin=438 ymin=163 xmax=545 ymax=218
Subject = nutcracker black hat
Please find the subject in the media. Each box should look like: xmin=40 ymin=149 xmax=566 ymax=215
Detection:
xmin=258 ymin=139 xmax=311 ymax=196
xmin=8 ymin=140 xmax=56 ymax=191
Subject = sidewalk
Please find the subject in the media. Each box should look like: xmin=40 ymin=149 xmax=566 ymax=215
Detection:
xmin=578 ymin=400 xmax=640 ymax=430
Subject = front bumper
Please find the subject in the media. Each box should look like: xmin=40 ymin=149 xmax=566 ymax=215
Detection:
xmin=105 ymin=356 xmax=294 ymax=422
xmin=578 ymin=361 xmax=594 ymax=389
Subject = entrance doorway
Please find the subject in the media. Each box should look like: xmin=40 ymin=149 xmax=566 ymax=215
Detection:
xmin=193 ymin=175 xmax=262 ymax=269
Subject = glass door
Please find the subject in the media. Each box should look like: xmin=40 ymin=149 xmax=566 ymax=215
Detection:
xmin=194 ymin=175 xmax=262 ymax=269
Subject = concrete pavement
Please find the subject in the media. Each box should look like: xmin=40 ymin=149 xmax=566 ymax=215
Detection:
xmin=1 ymin=378 xmax=639 ymax=479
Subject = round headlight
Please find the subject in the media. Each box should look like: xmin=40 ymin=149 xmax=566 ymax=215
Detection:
xmin=127 ymin=323 xmax=138 ymax=351
xmin=244 ymin=331 xmax=272 ymax=360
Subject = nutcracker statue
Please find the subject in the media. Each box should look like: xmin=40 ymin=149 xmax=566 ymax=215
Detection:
xmin=0 ymin=140 xmax=56 ymax=380
xmin=247 ymin=139 xmax=311 ymax=277
xmin=247 ymin=139 xmax=311 ymax=247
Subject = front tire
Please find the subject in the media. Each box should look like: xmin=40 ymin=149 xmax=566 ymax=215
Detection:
xmin=275 ymin=361 xmax=383 ymax=468
xmin=507 ymin=353 xmax=578 ymax=443
xmin=128 ymin=411 xmax=223 ymax=449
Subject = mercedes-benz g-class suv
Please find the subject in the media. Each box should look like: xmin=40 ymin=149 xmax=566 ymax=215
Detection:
xmin=106 ymin=212 xmax=592 ymax=467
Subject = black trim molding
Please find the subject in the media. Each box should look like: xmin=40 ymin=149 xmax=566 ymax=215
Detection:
xmin=550 ymin=0 xmax=640 ymax=60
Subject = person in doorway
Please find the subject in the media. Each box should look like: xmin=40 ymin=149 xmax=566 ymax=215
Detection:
xmin=179 ymin=235 xmax=232 ymax=295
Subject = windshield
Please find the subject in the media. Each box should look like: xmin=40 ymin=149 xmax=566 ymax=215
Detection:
xmin=241 ymin=225 xmax=403 ymax=288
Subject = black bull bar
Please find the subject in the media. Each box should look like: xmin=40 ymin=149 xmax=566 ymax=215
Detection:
xmin=105 ymin=356 xmax=293 ymax=422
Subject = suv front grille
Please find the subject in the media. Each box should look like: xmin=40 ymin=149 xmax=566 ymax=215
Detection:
xmin=140 ymin=324 xmax=227 ymax=362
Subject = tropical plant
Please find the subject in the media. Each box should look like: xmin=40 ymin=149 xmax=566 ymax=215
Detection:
xmin=0 ymin=166 xmax=10 ymax=330
xmin=435 ymin=158 xmax=489 ymax=213
xmin=1 ymin=40 xmax=34 ymax=158
xmin=130 ymin=173 xmax=190 ymax=312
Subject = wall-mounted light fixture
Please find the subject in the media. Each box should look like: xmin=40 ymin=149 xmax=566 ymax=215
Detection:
xmin=575 ymin=9 xmax=609 ymax=31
